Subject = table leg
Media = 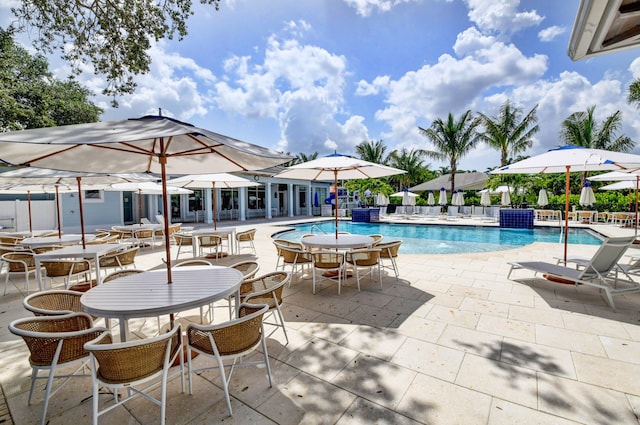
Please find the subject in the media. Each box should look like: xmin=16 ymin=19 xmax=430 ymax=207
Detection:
xmin=93 ymin=254 xmax=101 ymax=286
xmin=119 ymin=318 xmax=129 ymax=342
xmin=35 ymin=258 xmax=44 ymax=291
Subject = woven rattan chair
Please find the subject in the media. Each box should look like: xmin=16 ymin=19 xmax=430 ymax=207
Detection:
xmin=376 ymin=240 xmax=402 ymax=278
xmin=23 ymin=289 xmax=84 ymax=316
xmin=346 ymin=248 xmax=382 ymax=291
xmin=9 ymin=312 xmax=106 ymax=425
xmin=86 ymin=234 xmax=120 ymax=245
xmin=240 ymin=272 xmax=291 ymax=343
xmin=173 ymin=232 xmax=194 ymax=259
xmin=84 ymin=324 xmax=183 ymax=425
xmin=368 ymin=234 xmax=384 ymax=246
xmin=224 ymin=260 xmax=261 ymax=318
xmin=196 ymin=234 xmax=222 ymax=258
xmin=134 ymin=228 xmax=156 ymax=250
xmin=173 ymin=260 xmax=214 ymax=322
xmin=98 ymin=246 xmax=139 ymax=277
xmin=311 ymin=250 xmax=346 ymax=294
xmin=0 ymin=235 xmax=24 ymax=245
xmin=41 ymin=258 xmax=92 ymax=290
xmin=273 ymin=240 xmax=312 ymax=280
xmin=235 ymin=228 xmax=257 ymax=254
xmin=186 ymin=303 xmax=272 ymax=416
xmin=2 ymin=250 xmax=40 ymax=295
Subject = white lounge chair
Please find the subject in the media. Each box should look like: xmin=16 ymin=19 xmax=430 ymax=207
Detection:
xmin=507 ymin=235 xmax=639 ymax=311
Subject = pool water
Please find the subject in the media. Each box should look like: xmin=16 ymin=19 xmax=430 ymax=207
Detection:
xmin=274 ymin=221 xmax=603 ymax=255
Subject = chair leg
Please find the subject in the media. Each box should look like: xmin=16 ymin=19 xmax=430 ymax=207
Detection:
xmin=273 ymin=304 xmax=289 ymax=344
xmin=260 ymin=331 xmax=273 ymax=387
xmin=217 ymin=356 xmax=233 ymax=416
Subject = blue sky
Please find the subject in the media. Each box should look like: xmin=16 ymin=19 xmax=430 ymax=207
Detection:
xmin=3 ymin=0 xmax=640 ymax=172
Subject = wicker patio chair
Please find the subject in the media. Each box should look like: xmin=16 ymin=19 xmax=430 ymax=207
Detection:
xmin=98 ymin=246 xmax=139 ymax=277
xmin=272 ymin=240 xmax=312 ymax=280
xmin=41 ymin=258 xmax=92 ymax=290
xmin=224 ymin=260 xmax=261 ymax=318
xmin=235 ymin=228 xmax=257 ymax=254
xmin=84 ymin=324 xmax=183 ymax=425
xmin=2 ymin=250 xmax=40 ymax=295
xmin=23 ymin=290 xmax=84 ymax=316
xmin=376 ymin=240 xmax=402 ymax=279
xmin=134 ymin=228 xmax=156 ymax=250
xmin=173 ymin=232 xmax=194 ymax=259
xmin=9 ymin=312 xmax=106 ymax=425
xmin=311 ymin=250 xmax=346 ymax=294
xmin=240 ymin=272 xmax=291 ymax=343
xmin=346 ymin=248 xmax=382 ymax=290
xmin=367 ymin=234 xmax=384 ymax=246
xmin=196 ymin=234 xmax=222 ymax=258
xmin=186 ymin=303 xmax=272 ymax=416
xmin=173 ymin=260 xmax=214 ymax=323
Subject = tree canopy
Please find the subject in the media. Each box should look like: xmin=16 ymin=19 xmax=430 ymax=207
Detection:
xmin=8 ymin=0 xmax=220 ymax=104
xmin=0 ymin=27 xmax=102 ymax=131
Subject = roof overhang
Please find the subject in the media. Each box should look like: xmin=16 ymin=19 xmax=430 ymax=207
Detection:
xmin=568 ymin=0 xmax=640 ymax=60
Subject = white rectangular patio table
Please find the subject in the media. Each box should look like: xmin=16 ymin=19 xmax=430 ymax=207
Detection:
xmin=34 ymin=243 xmax=122 ymax=291
xmin=190 ymin=227 xmax=237 ymax=256
xmin=80 ymin=266 xmax=243 ymax=340
xmin=20 ymin=234 xmax=93 ymax=249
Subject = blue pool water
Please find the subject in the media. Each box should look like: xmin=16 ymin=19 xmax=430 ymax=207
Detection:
xmin=274 ymin=221 xmax=603 ymax=255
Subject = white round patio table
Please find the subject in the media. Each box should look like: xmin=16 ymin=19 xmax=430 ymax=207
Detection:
xmin=81 ymin=266 xmax=242 ymax=341
xmin=301 ymin=234 xmax=374 ymax=250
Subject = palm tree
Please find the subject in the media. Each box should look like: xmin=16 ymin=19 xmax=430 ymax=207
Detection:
xmin=628 ymin=78 xmax=640 ymax=108
xmin=387 ymin=147 xmax=428 ymax=190
xmin=478 ymin=101 xmax=539 ymax=167
xmin=419 ymin=110 xmax=481 ymax=192
xmin=355 ymin=139 xmax=388 ymax=164
xmin=560 ymin=105 xmax=635 ymax=185
xmin=295 ymin=152 xmax=319 ymax=164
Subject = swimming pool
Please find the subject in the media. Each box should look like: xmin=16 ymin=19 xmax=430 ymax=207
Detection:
xmin=274 ymin=221 xmax=603 ymax=255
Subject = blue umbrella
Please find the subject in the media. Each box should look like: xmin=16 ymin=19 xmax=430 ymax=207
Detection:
xmin=314 ymin=192 xmax=319 ymax=207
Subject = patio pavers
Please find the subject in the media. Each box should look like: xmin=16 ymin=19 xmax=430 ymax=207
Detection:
xmin=1 ymin=216 xmax=640 ymax=424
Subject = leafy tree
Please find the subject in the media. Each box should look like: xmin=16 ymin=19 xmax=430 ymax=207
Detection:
xmin=355 ymin=139 xmax=388 ymax=164
xmin=0 ymin=27 xmax=102 ymax=131
xmin=419 ymin=110 xmax=481 ymax=192
xmin=8 ymin=0 xmax=221 ymax=103
xmin=478 ymin=100 xmax=539 ymax=167
xmin=294 ymin=152 xmax=318 ymax=164
xmin=560 ymin=105 xmax=635 ymax=185
xmin=387 ymin=147 xmax=429 ymax=190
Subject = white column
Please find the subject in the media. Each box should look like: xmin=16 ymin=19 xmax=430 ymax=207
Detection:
xmin=204 ymin=188 xmax=213 ymax=223
xmin=266 ymin=181 xmax=272 ymax=219
xmin=239 ymin=188 xmax=246 ymax=221
xmin=288 ymin=183 xmax=294 ymax=217
xmin=307 ymin=183 xmax=312 ymax=216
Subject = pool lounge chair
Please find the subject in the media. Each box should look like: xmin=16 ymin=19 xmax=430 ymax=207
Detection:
xmin=507 ymin=235 xmax=639 ymax=311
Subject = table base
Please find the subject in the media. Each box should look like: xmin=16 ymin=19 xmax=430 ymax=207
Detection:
xmin=322 ymin=270 xmax=353 ymax=278
xmin=205 ymin=252 xmax=229 ymax=259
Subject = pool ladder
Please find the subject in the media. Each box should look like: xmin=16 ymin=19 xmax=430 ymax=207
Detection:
xmin=310 ymin=224 xmax=328 ymax=234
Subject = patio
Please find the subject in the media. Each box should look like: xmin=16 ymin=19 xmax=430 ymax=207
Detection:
xmin=1 ymin=216 xmax=640 ymax=424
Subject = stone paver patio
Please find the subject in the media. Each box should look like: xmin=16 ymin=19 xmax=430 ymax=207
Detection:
xmin=1 ymin=216 xmax=639 ymax=424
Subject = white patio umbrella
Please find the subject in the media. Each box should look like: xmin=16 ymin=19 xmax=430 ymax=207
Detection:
xmin=391 ymin=190 xmax=418 ymax=206
xmin=438 ymin=188 xmax=448 ymax=206
xmin=427 ymin=191 xmax=435 ymax=206
xmin=0 ymin=167 xmax=155 ymax=244
xmin=455 ymin=190 xmax=465 ymax=206
xmin=589 ymin=170 xmax=640 ymax=233
xmin=0 ymin=115 xmax=292 ymax=284
xmin=579 ymin=181 xmax=596 ymax=207
xmin=492 ymin=145 xmax=640 ymax=261
xmin=501 ymin=190 xmax=511 ymax=206
xmin=537 ymin=189 xmax=549 ymax=207
xmin=166 ymin=173 xmax=260 ymax=229
xmin=480 ymin=191 xmax=491 ymax=207
xmin=274 ymin=153 xmax=405 ymax=238
xmin=375 ymin=192 xmax=389 ymax=206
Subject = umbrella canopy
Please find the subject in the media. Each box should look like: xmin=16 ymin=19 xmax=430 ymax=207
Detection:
xmin=480 ymin=191 xmax=491 ymax=206
xmin=492 ymin=145 xmax=640 ymax=261
xmin=438 ymin=188 xmax=447 ymax=206
xmin=537 ymin=189 xmax=549 ymax=207
xmin=579 ymin=181 xmax=596 ymax=207
xmin=166 ymin=173 xmax=260 ymax=229
xmin=390 ymin=190 xmax=419 ymax=198
xmin=0 ymin=167 xmax=155 ymax=243
xmin=455 ymin=190 xmax=465 ymax=206
xmin=274 ymin=153 xmax=405 ymax=238
xmin=427 ymin=191 xmax=435 ymax=206
xmin=501 ymin=191 xmax=511 ymax=206
xmin=589 ymin=171 xmax=640 ymax=234
xmin=0 ymin=115 xmax=292 ymax=284
xmin=108 ymin=181 xmax=193 ymax=194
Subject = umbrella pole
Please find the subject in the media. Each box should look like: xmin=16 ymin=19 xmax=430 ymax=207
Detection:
xmin=138 ymin=189 xmax=143 ymax=225
xmin=55 ymin=185 xmax=62 ymax=238
xmin=334 ymin=170 xmax=338 ymax=239
xmin=633 ymin=176 xmax=640 ymax=237
xmin=212 ymin=182 xmax=217 ymax=230
xmin=160 ymin=157 xmax=173 ymax=283
xmin=27 ymin=190 xmax=32 ymax=233
xmin=564 ymin=166 xmax=570 ymax=263
xmin=76 ymin=177 xmax=86 ymax=249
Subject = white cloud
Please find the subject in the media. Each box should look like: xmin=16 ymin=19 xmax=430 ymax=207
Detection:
xmin=465 ymin=0 xmax=543 ymax=34
xmin=538 ymin=25 xmax=566 ymax=42
xmin=355 ymin=75 xmax=391 ymax=96
xmin=342 ymin=0 xmax=421 ymax=17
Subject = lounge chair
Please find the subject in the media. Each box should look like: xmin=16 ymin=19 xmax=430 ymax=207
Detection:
xmin=507 ymin=235 xmax=639 ymax=311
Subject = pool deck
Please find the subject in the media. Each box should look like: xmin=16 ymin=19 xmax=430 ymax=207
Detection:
xmin=1 ymin=215 xmax=640 ymax=424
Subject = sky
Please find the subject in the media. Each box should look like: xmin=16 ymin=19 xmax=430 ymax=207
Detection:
xmin=3 ymin=0 xmax=640 ymax=173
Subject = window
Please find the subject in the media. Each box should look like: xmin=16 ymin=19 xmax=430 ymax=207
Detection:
xmin=83 ymin=189 xmax=103 ymax=202
xmin=248 ymin=186 xmax=265 ymax=210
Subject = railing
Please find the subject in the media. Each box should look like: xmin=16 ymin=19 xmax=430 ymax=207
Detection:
xmin=310 ymin=224 xmax=328 ymax=234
